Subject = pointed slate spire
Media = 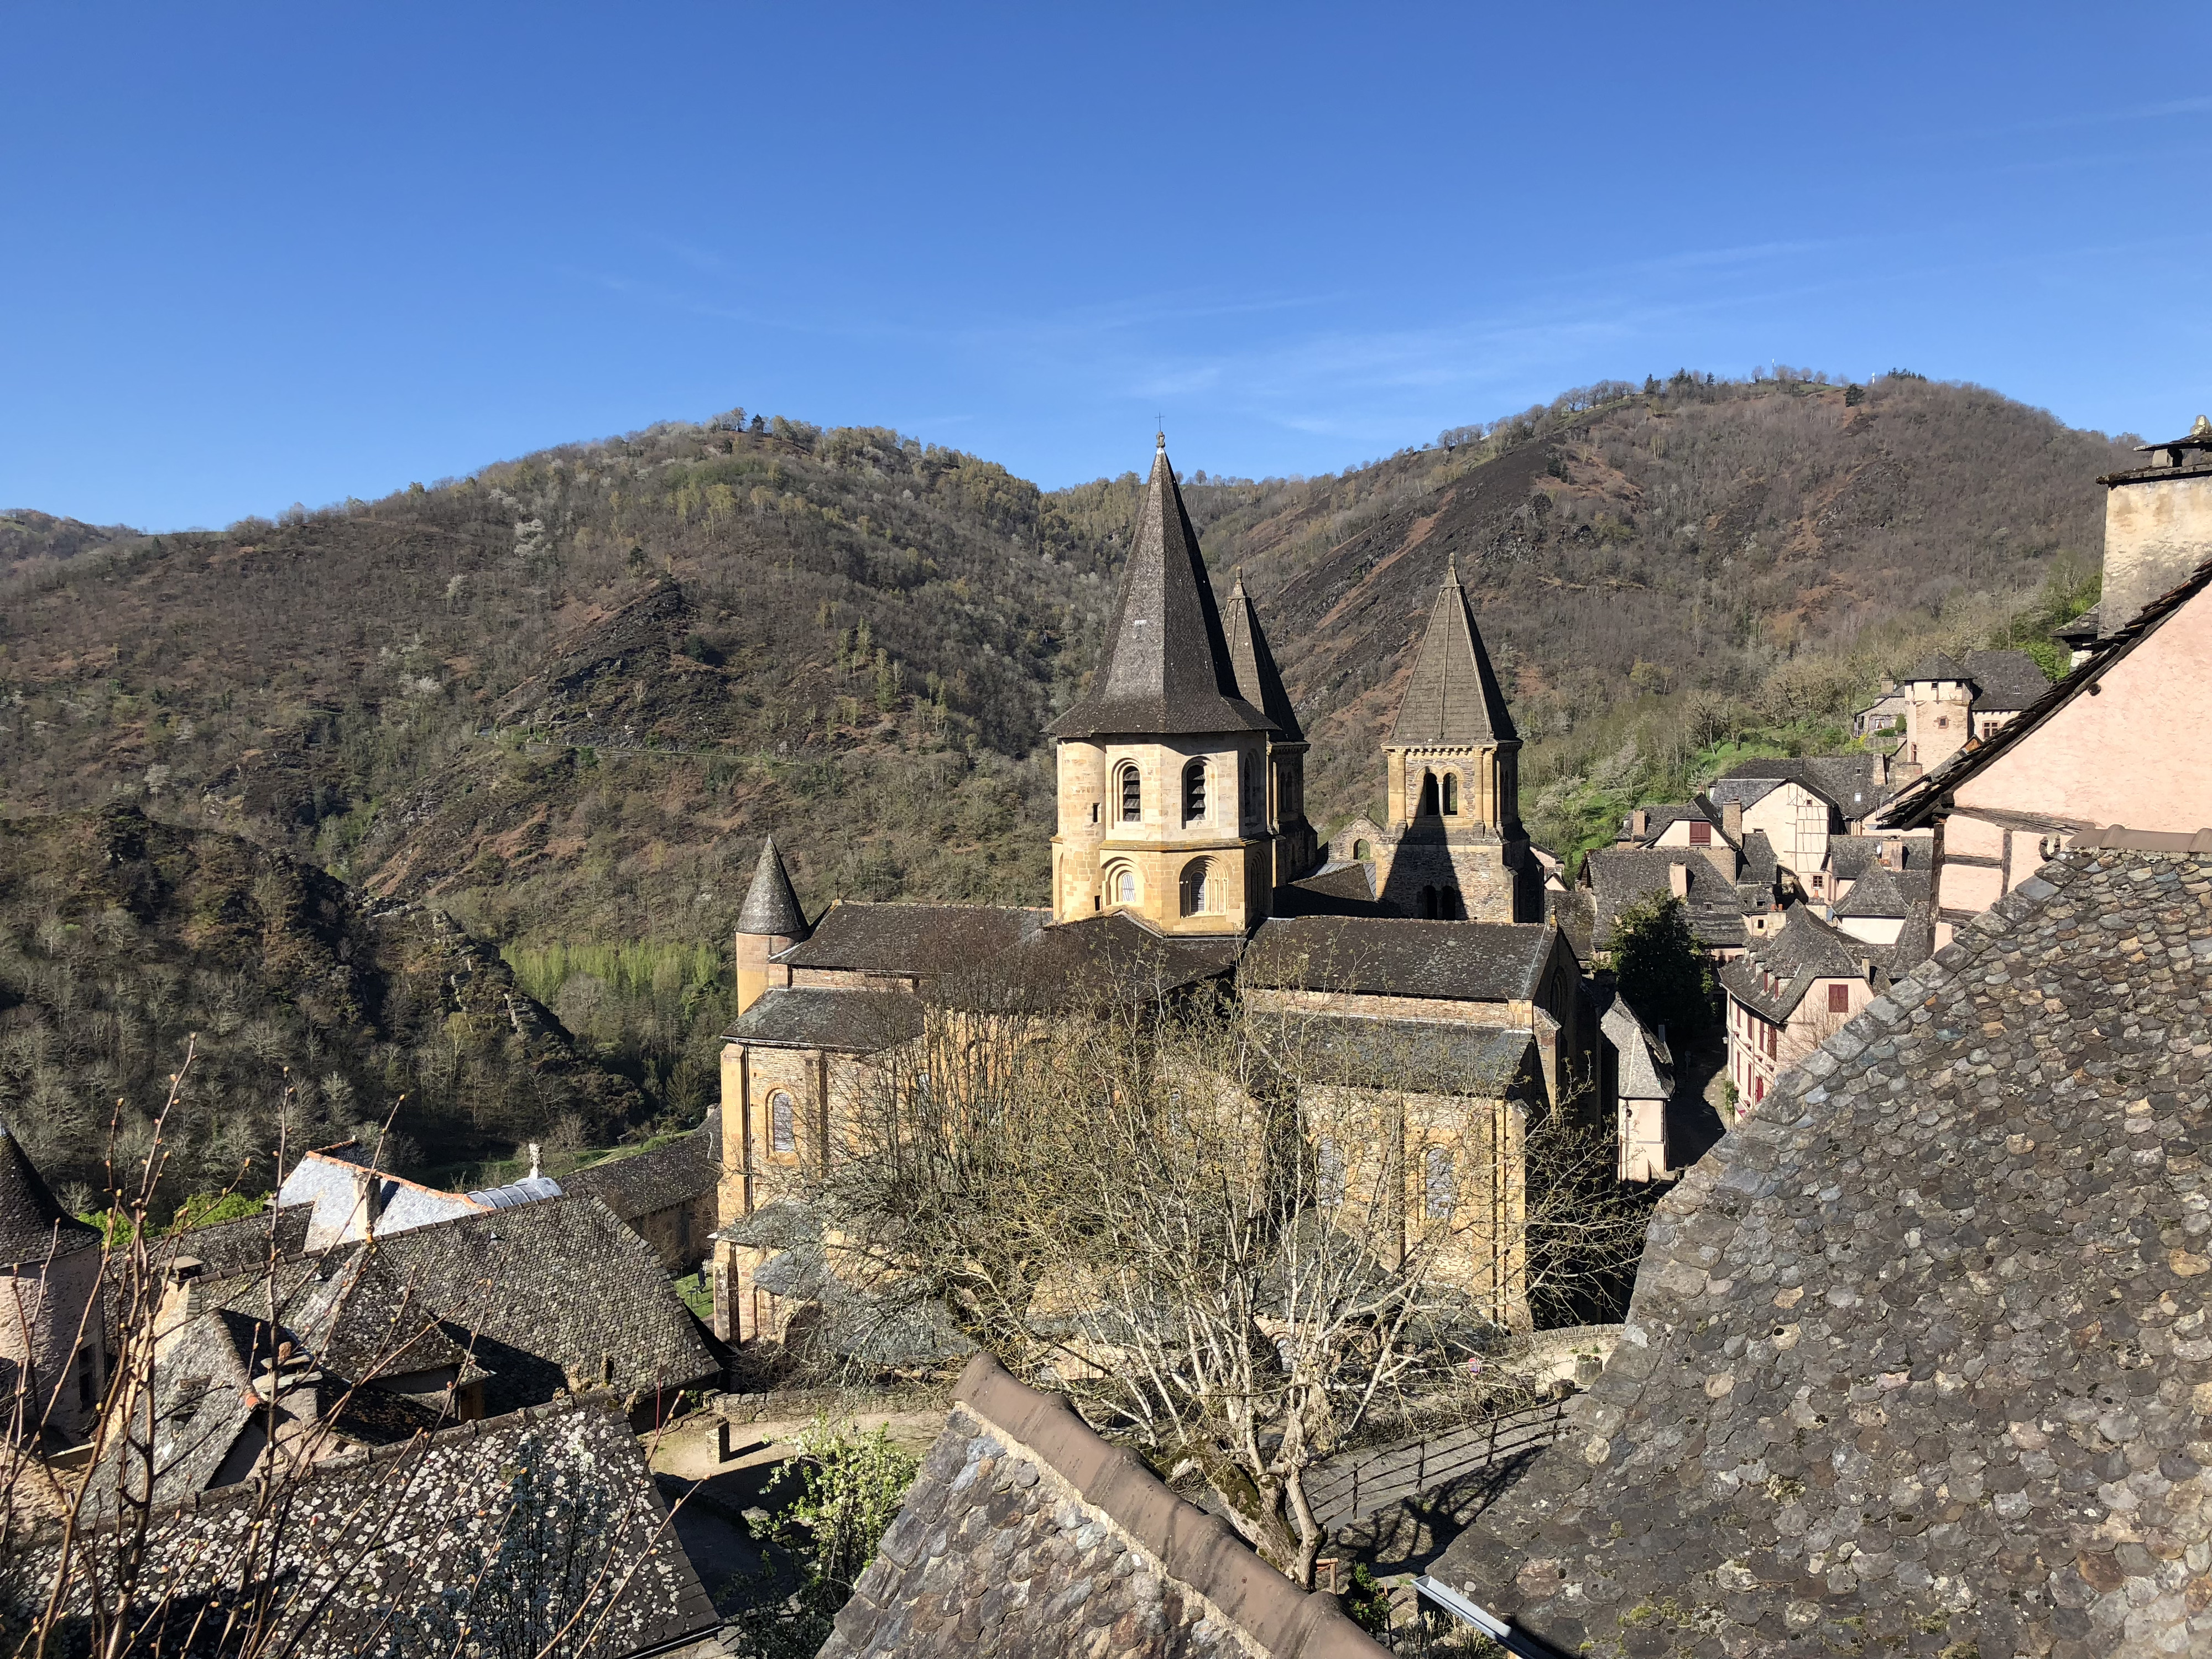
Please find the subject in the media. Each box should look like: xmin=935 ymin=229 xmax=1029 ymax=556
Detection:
xmin=1389 ymin=556 xmax=1519 ymax=745
xmin=737 ymin=834 xmax=809 ymax=940
xmin=1048 ymin=439 xmax=1272 ymax=739
xmin=1222 ymin=569 xmax=1305 ymax=743
xmin=0 ymin=1120 xmax=98 ymax=1267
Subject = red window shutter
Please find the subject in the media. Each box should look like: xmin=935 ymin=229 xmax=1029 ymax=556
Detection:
xmin=1689 ymin=821 xmax=1712 ymax=846
xmin=1828 ymin=983 xmax=1850 ymax=1014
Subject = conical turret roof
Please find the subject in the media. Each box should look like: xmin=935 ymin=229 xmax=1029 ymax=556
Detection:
xmin=1048 ymin=440 xmax=1273 ymax=740
xmin=1389 ymin=558 xmax=1518 ymax=746
xmin=1223 ymin=571 xmax=1305 ymax=743
xmin=737 ymin=834 xmax=809 ymax=939
xmin=0 ymin=1122 xmax=98 ymax=1267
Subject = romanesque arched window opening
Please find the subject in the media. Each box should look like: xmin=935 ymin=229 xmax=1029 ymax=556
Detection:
xmin=1442 ymin=773 xmax=1459 ymax=815
xmin=1181 ymin=858 xmax=1213 ymax=916
xmin=1417 ymin=771 xmax=1440 ymax=817
xmin=1353 ymin=839 xmax=1371 ymax=861
xmin=769 ymin=1091 xmax=796 ymax=1154
xmin=1105 ymin=863 xmax=1137 ymax=907
xmin=1182 ymin=760 xmax=1207 ymax=825
xmin=1119 ymin=764 xmax=1141 ymax=822
xmin=1441 ymin=885 xmax=1462 ymax=919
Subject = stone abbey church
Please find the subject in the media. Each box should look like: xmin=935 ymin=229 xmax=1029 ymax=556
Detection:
xmin=710 ymin=439 xmax=1583 ymax=1343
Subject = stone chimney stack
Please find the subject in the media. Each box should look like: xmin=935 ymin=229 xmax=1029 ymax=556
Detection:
xmin=1629 ymin=807 xmax=1650 ymax=841
xmin=348 ymin=1165 xmax=384 ymax=1243
xmin=1668 ymin=862 xmax=1691 ymax=900
xmin=1721 ymin=800 xmax=1744 ymax=843
xmin=2099 ymin=415 xmax=2212 ymax=639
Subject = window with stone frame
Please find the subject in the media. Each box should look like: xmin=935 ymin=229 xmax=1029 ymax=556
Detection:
xmin=1182 ymin=759 xmax=1207 ymax=824
xmin=1424 ymin=1145 xmax=1455 ymax=1224
xmin=1119 ymin=764 xmax=1141 ymax=822
xmin=1442 ymin=772 xmax=1459 ymax=815
xmin=769 ymin=1090 xmax=796 ymax=1154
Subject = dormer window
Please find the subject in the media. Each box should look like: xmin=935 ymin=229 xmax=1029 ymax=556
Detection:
xmin=1119 ymin=764 xmax=1141 ymax=823
xmin=1183 ymin=760 xmax=1208 ymax=825
xmin=1690 ymin=821 xmax=1712 ymax=846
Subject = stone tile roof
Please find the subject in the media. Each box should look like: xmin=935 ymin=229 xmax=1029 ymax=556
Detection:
xmin=1883 ymin=555 xmax=2212 ymax=831
xmin=938 ymin=912 xmax=1243 ymax=1013
xmin=1717 ymin=902 xmax=1870 ymax=1022
xmin=336 ymin=1196 xmax=717 ymax=1412
xmin=564 ymin=1117 xmax=718 ymax=1222
xmin=1261 ymin=1014 xmax=1538 ymax=1098
xmin=0 ymin=1120 xmax=99 ymax=1267
xmin=1831 ymin=861 xmax=1923 ymax=920
xmin=1902 ymin=646 xmax=2053 ymax=711
xmin=8 ymin=1395 xmax=716 ymax=1658
xmin=1824 ymin=834 xmax=1928 ymax=886
xmin=1223 ymin=571 xmax=1306 ymax=743
xmin=1434 ymin=847 xmax=2212 ymax=1659
xmin=737 ymin=832 xmax=809 ymax=938
xmin=1598 ymin=990 xmax=1674 ymax=1103
xmin=1243 ymin=916 xmax=1564 ymax=1004
xmin=774 ymin=900 xmax=1045 ymax=977
xmin=1047 ymin=442 xmax=1274 ymax=740
xmin=2054 ymin=603 xmax=2101 ymax=644
xmin=1274 ymin=860 xmax=1395 ymax=919
xmin=722 ymin=986 xmax=924 ymax=1051
xmin=1715 ymin=754 xmax=1892 ymax=819
xmin=276 ymin=1149 xmax=484 ymax=1245
xmin=823 ymin=1352 xmax=1385 ymax=1659
xmin=1583 ymin=847 xmax=1746 ymax=953
xmin=1389 ymin=560 xmax=1519 ymax=747
xmin=169 ymin=1203 xmax=312 ymax=1277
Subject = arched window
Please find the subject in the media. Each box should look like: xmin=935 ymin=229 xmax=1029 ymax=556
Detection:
xmin=1441 ymin=885 xmax=1462 ymax=920
xmin=1105 ymin=863 xmax=1137 ymax=907
xmin=1424 ymin=1145 xmax=1455 ymax=1223
xmin=1442 ymin=773 xmax=1459 ymax=815
xmin=1417 ymin=771 xmax=1439 ymax=817
xmin=1420 ymin=885 xmax=1438 ymax=919
xmin=1119 ymin=764 xmax=1141 ymax=823
xmin=1352 ymin=839 xmax=1371 ymax=862
xmin=1181 ymin=858 xmax=1213 ymax=916
xmin=1182 ymin=759 xmax=1207 ymax=825
xmin=1316 ymin=1136 xmax=1345 ymax=1208
xmin=769 ymin=1090 xmax=796 ymax=1154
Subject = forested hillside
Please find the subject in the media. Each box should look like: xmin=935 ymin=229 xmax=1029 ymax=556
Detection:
xmin=0 ymin=375 xmax=2129 ymax=1192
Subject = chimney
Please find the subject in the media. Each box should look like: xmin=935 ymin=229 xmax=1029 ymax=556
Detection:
xmin=1721 ymin=800 xmax=1743 ymax=843
xmin=2099 ymin=415 xmax=2212 ymax=638
xmin=528 ymin=1141 xmax=542 ymax=1180
xmin=1630 ymin=808 xmax=1650 ymax=840
xmin=154 ymin=1258 xmax=207 ymax=1344
xmin=1668 ymin=862 xmax=1690 ymax=900
xmin=350 ymin=1166 xmax=384 ymax=1242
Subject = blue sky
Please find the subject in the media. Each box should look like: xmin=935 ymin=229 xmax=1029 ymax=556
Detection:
xmin=5 ymin=3 xmax=2208 ymax=530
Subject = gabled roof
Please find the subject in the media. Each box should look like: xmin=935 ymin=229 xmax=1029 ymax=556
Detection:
xmin=1243 ymin=915 xmax=1564 ymax=1003
xmin=1830 ymin=860 xmax=1916 ymax=919
xmin=1597 ymin=988 xmax=1674 ymax=1103
xmin=561 ymin=1115 xmax=718 ymax=1221
xmin=2052 ymin=602 xmax=2100 ymax=644
xmin=1882 ymin=553 xmax=2212 ymax=830
xmin=1581 ymin=847 xmax=1745 ymax=952
xmin=1389 ymin=559 xmax=1518 ymax=747
xmin=1272 ymin=860 xmax=1396 ymax=919
xmin=1435 ymin=847 xmax=2212 ymax=1657
xmin=1899 ymin=647 xmax=2052 ymax=711
xmin=1712 ymin=753 xmax=1890 ymax=817
xmin=1046 ymin=440 xmax=1272 ymax=740
xmin=737 ymin=832 xmax=808 ymax=938
xmin=0 ymin=1121 xmax=99 ymax=1267
xmin=936 ymin=911 xmax=1243 ymax=1013
xmin=23 ymin=1396 xmax=717 ymax=1659
xmin=773 ymin=900 xmax=1046 ymax=977
xmin=723 ymin=985 xmax=925 ymax=1051
xmin=1822 ymin=833 xmax=1926 ymax=884
xmin=1717 ymin=902 xmax=1870 ymax=1021
xmin=1222 ymin=571 xmax=1305 ymax=742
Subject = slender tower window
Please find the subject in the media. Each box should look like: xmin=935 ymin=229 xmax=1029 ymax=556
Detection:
xmin=1425 ymin=1145 xmax=1456 ymax=1223
xmin=1119 ymin=765 xmax=1142 ymax=822
xmin=1182 ymin=760 xmax=1207 ymax=824
xmin=769 ymin=1091 xmax=796 ymax=1154
xmin=1417 ymin=771 xmax=1439 ymax=817
xmin=1442 ymin=773 xmax=1459 ymax=815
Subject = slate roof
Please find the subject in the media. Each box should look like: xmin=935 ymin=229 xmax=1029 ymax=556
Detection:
xmin=7 ymin=1396 xmax=717 ymax=1658
xmin=1831 ymin=860 xmax=1922 ymax=920
xmin=1714 ymin=753 xmax=1892 ymax=819
xmin=773 ymin=900 xmax=1045 ymax=977
xmin=823 ymin=1353 xmax=1385 ymax=1659
xmin=1582 ymin=847 xmax=1747 ymax=953
xmin=1901 ymin=646 xmax=2053 ymax=711
xmin=1243 ymin=915 xmax=1564 ymax=1003
xmin=1434 ymin=847 xmax=2212 ymax=1659
xmin=276 ymin=1150 xmax=485 ymax=1245
xmin=1883 ymin=555 xmax=2212 ymax=831
xmin=737 ymin=832 xmax=809 ymax=938
xmin=0 ymin=1121 xmax=98 ymax=1267
xmin=1047 ymin=441 xmax=1272 ymax=740
xmin=1222 ymin=570 xmax=1305 ymax=743
xmin=723 ymin=985 xmax=925 ymax=1051
xmin=562 ymin=1117 xmax=718 ymax=1222
xmin=1718 ymin=902 xmax=1872 ymax=1022
xmin=1274 ymin=860 xmax=1398 ymax=919
xmin=169 ymin=1203 xmax=313 ymax=1277
xmin=937 ymin=911 xmax=1243 ymax=1013
xmin=1261 ymin=1014 xmax=1538 ymax=1098
xmin=1629 ymin=800 xmax=1728 ymax=845
xmin=1824 ymin=833 xmax=1926 ymax=886
xmin=1601 ymin=994 xmax=1674 ymax=1103
xmin=2053 ymin=603 xmax=2101 ymax=645
xmin=1389 ymin=559 xmax=1519 ymax=747
xmin=334 ymin=1195 xmax=717 ymax=1412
